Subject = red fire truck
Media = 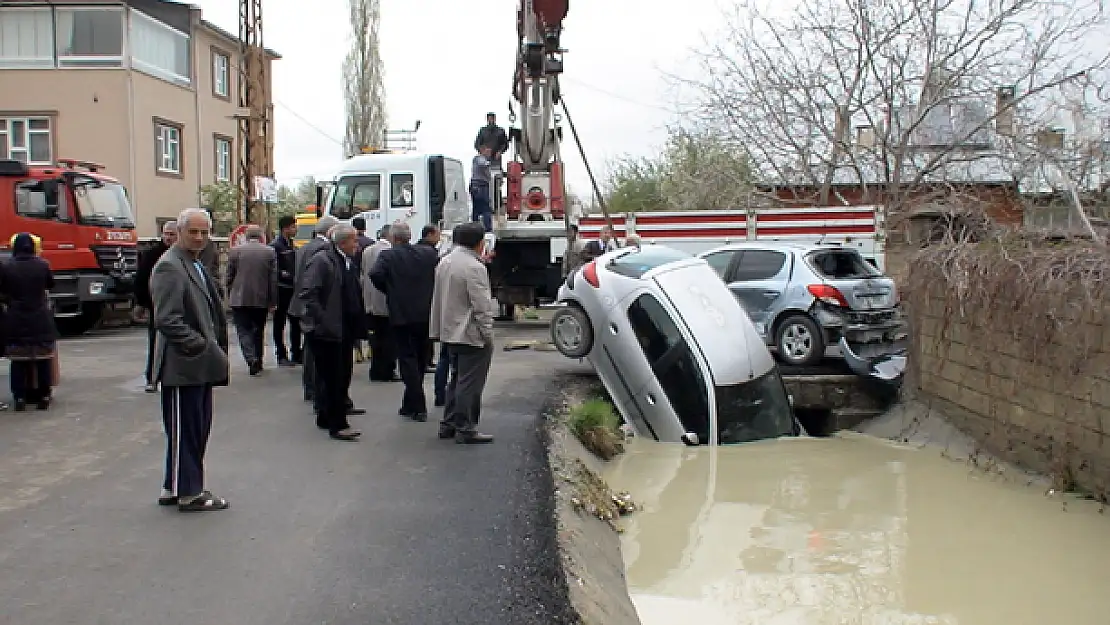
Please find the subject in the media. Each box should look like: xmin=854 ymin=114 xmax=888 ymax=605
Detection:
xmin=0 ymin=158 xmax=138 ymax=335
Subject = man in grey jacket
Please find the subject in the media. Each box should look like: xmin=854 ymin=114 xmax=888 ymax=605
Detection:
xmin=429 ymin=221 xmax=497 ymax=444
xmin=149 ymin=208 xmax=231 ymax=511
xmin=362 ymin=224 xmax=396 ymax=381
xmin=226 ymin=225 xmax=278 ymax=375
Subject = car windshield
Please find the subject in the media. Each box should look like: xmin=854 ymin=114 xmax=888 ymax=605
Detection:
xmin=716 ymin=367 xmax=796 ymax=444
xmin=807 ymin=249 xmax=881 ymax=279
xmin=607 ymin=246 xmax=691 ymax=278
xmin=330 ymin=174 xmax=381 ymax=220
xmin=73 ymin=180 xmax=135 ymax=227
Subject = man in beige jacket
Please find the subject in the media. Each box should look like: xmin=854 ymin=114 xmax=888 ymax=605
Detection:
xmin=428 ymin=222 xmax=497 ymax=444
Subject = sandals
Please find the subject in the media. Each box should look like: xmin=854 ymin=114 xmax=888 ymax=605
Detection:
xmin=177 ymin=491 xmax=230 ymax=512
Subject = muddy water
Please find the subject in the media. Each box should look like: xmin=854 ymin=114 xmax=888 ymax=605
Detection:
xmin=605 ymin=433 xmax=1110 ymax=625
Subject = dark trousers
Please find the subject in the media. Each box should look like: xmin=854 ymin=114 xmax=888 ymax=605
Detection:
xmin=232 ymin=306 xmax=268 ymax=365
xmin=393 ymin=322 xmax=430 ymax=414
xmin=470 ymin=185 xmax=493 ymax=232
xmin=10 ymin=359 xmax=52 ymax=403
xmin=434 ymin=341 xmax=451 ymax=403
xmin=440 ymin=343 xmax=494 ymax=434
xmin=144 ymin=312 xmax=157 ymax=384
xmin=368 ymin=314 xmax=396 ymax=381
xmin=161 ymin=384 xmax=214 ymax=498
xmin=309 ymin=335 xmax=353 ymax=434
xmin=273 ymin=287 xmax=302 ymax=360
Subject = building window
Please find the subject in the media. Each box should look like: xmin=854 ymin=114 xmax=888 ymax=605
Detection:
xmin=214 ymin=135 xmax=232 ymax=182
xmin=129 ymin=9 xmax=190 ymax=85
xmin=155 ymin=119 xmax=182 ymax=176
xmin=212 ymin=49 xmax=230 ymax=98
xmin=0 ymin=7 xmax=55 ymax=68
xmin=55 ymin=7 xmax=124 ymax=68
xmin=0 ymin=117 xmax=52 ymax=164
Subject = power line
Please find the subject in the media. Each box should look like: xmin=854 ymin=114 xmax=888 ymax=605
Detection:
xmin=272 ymin=100 xmax=344 ymax=146
xmin=561 ymin=77 xmax=675 ymax=113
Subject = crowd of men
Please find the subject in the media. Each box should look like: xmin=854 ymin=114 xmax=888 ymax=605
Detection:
xmin=139 ymin=208 xmax=498 ymax=513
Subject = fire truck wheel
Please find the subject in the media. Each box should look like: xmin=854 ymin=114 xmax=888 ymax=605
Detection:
xmin=56 ymin=305 xmax=103 ymax=337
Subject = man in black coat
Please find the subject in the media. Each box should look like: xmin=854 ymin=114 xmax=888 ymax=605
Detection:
xmin=474 ymin=112 xmax=510 ymax=172
xmin=135 ymin=220 xmax=177 ymax=392
xmin=369 ymin=222 xmax=439 ymax=421
xmin=270 ymin=215 xmax=301 ymax=366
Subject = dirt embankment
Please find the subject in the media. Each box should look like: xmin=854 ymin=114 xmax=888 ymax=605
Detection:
xmin=542 ymin=375 xmax=642 ymax=625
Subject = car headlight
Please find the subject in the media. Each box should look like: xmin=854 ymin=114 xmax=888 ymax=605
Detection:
xmin=89 ymin=281 xmax=105 ymax=296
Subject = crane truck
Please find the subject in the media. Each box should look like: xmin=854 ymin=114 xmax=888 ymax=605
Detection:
xmin=316 ymin=0 xmax=572 ymax=318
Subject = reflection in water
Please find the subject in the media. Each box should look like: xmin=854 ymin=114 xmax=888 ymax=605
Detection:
xmin=606 ymin=433 xmax=1110 ymax=625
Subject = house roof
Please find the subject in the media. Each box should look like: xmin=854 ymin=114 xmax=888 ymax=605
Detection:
xmin=199 ymin=19 xmax=283 ymax=60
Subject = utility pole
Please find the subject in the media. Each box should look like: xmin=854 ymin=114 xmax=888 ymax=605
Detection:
xmin=237 ymin=0 xmax=271 ymax=230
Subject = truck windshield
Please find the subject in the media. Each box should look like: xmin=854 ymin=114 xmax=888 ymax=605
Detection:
xmin=716 ymin=367 xmax=796 ymax=444
xmin=74 ymin=181 xmax=135 ymax=228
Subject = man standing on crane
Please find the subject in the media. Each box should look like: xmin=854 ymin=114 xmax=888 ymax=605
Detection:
xmin=474 ymin=112 xmax=510 ymax=173
xmin=470 ymin=146 xmax=495 ymax=232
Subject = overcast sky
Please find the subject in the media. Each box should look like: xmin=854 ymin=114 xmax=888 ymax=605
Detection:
xmin=191 ymin=0 xmax=726 ymax=197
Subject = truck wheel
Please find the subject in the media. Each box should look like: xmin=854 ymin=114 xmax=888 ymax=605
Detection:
xmin=496 ymin=303 xmax=516 ymax=322
xmin=551 ymin=305 xmax=593 ymax=358
xmin=56 ymin=305 xmax=103 ymax=337
xmin=774 ymin=314 xmax=825 ymax=367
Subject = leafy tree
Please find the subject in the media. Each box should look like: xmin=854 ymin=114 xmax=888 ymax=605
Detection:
xmin=602 ymin=129 xmax=753 ymax=212
xmin=274 ymin=176 xmax=317 ymax=219
xmin=199 ymin=181 xmax=238 ymax=236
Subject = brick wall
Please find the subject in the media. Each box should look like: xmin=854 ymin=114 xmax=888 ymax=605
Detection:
xmin=915 ymin=295 xmax=1110 ymax=498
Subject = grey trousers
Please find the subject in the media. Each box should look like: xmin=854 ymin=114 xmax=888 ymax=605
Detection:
xmin=440 ymin=343 xmax=494 ymax=434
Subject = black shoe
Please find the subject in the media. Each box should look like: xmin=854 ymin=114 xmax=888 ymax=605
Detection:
xmin=346 ymin=407 xmax=366 ymax=416
xmin=248 ymin=361 xmax=263 ymax=376
xmin=291 ymin=356 xmax=304 ymax=365
xmin=277 ymin=357 xmax=295 ymax=368
xmin=456 ymin=432 xmax=494 ymax=444
xmin=329 ymin=429 xmax=361 ymax=441
xmin=438 ymin=426 xmax=456 ymax=439
xmin=13 ymin=400 xmax=26 ymax=412
xmin=412 ymin=412 xmax=428 ymax=422
xmin=36 ymin=397 xmax=51 ymax=410
xmin=434 ymin=397 xmax=445 ymax=407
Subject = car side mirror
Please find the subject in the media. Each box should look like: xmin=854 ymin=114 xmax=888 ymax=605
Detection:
xmin=680 ymin=432 xmax=700 ymax=446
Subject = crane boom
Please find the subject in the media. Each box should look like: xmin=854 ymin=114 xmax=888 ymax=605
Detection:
xmin=506 ymin=0 xmax=568 ymax=221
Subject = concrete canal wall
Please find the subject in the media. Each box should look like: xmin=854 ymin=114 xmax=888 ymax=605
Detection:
xmin=906 ymin=239 xmax=1110 ymax=500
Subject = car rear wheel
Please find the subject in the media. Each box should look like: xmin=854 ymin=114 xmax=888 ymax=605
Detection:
xmin=550 ymin=305 xmax=593 ymax=358
xmin=774 ymin=314 xmax=825 ymax=367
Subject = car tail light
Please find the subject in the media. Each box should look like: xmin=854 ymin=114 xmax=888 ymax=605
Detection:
xmin=807 ymin=284 xmax=849 ymax=307
xmin=582 ymin=261 xmax=600 ymax=288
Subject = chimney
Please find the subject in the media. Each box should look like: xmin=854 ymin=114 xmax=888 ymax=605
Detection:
xmin=1036 ymin=127 xmax=1066 ymax=151
xmin=996 ymin=86 xmax=1016 ymax=136
xmin=855 ymin=125 xmax=875 ymax=149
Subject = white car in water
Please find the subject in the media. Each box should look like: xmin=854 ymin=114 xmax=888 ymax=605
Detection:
xmin=549 ymin=245 xmax=800 ymax=445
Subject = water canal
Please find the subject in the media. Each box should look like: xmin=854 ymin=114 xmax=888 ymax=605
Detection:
xmin=604 ymin=432 xmax=1110 ymax=625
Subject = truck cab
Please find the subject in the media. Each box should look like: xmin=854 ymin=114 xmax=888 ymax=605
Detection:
xmin=0 ymin=158 xmax=138 ymax=334
xmin=321 ymin=152 xmax=470 ymax=238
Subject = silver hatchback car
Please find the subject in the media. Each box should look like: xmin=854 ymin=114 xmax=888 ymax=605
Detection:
xmin=550 ymin=245 xmax=799 ymax=446
xmin=698 ymin=242 xmax=904 ymax=366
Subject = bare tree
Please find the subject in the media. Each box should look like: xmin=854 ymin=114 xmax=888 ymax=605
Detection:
xmin=343 ymin=0 xmax=387 ymax=158
xmin=674 ymin=0 xmax=1110 ymax=220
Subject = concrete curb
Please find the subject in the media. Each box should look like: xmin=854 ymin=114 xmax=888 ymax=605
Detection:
xmin=543 ymin=414 xmax=642 ymax=625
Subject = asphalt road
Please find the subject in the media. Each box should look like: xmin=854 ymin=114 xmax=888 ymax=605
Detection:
xmin=0 ymin=322 xmax=578 ymax=625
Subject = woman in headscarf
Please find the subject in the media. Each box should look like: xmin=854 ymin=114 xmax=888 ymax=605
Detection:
xmin=0 ymin=233 xmax=58 ymax=410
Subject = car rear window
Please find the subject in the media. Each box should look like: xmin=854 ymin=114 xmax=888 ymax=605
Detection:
xmin=808 ymin=249 xmax=881 ymax=279
xmin=607 ymin=246 xmax=691 ymax=278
